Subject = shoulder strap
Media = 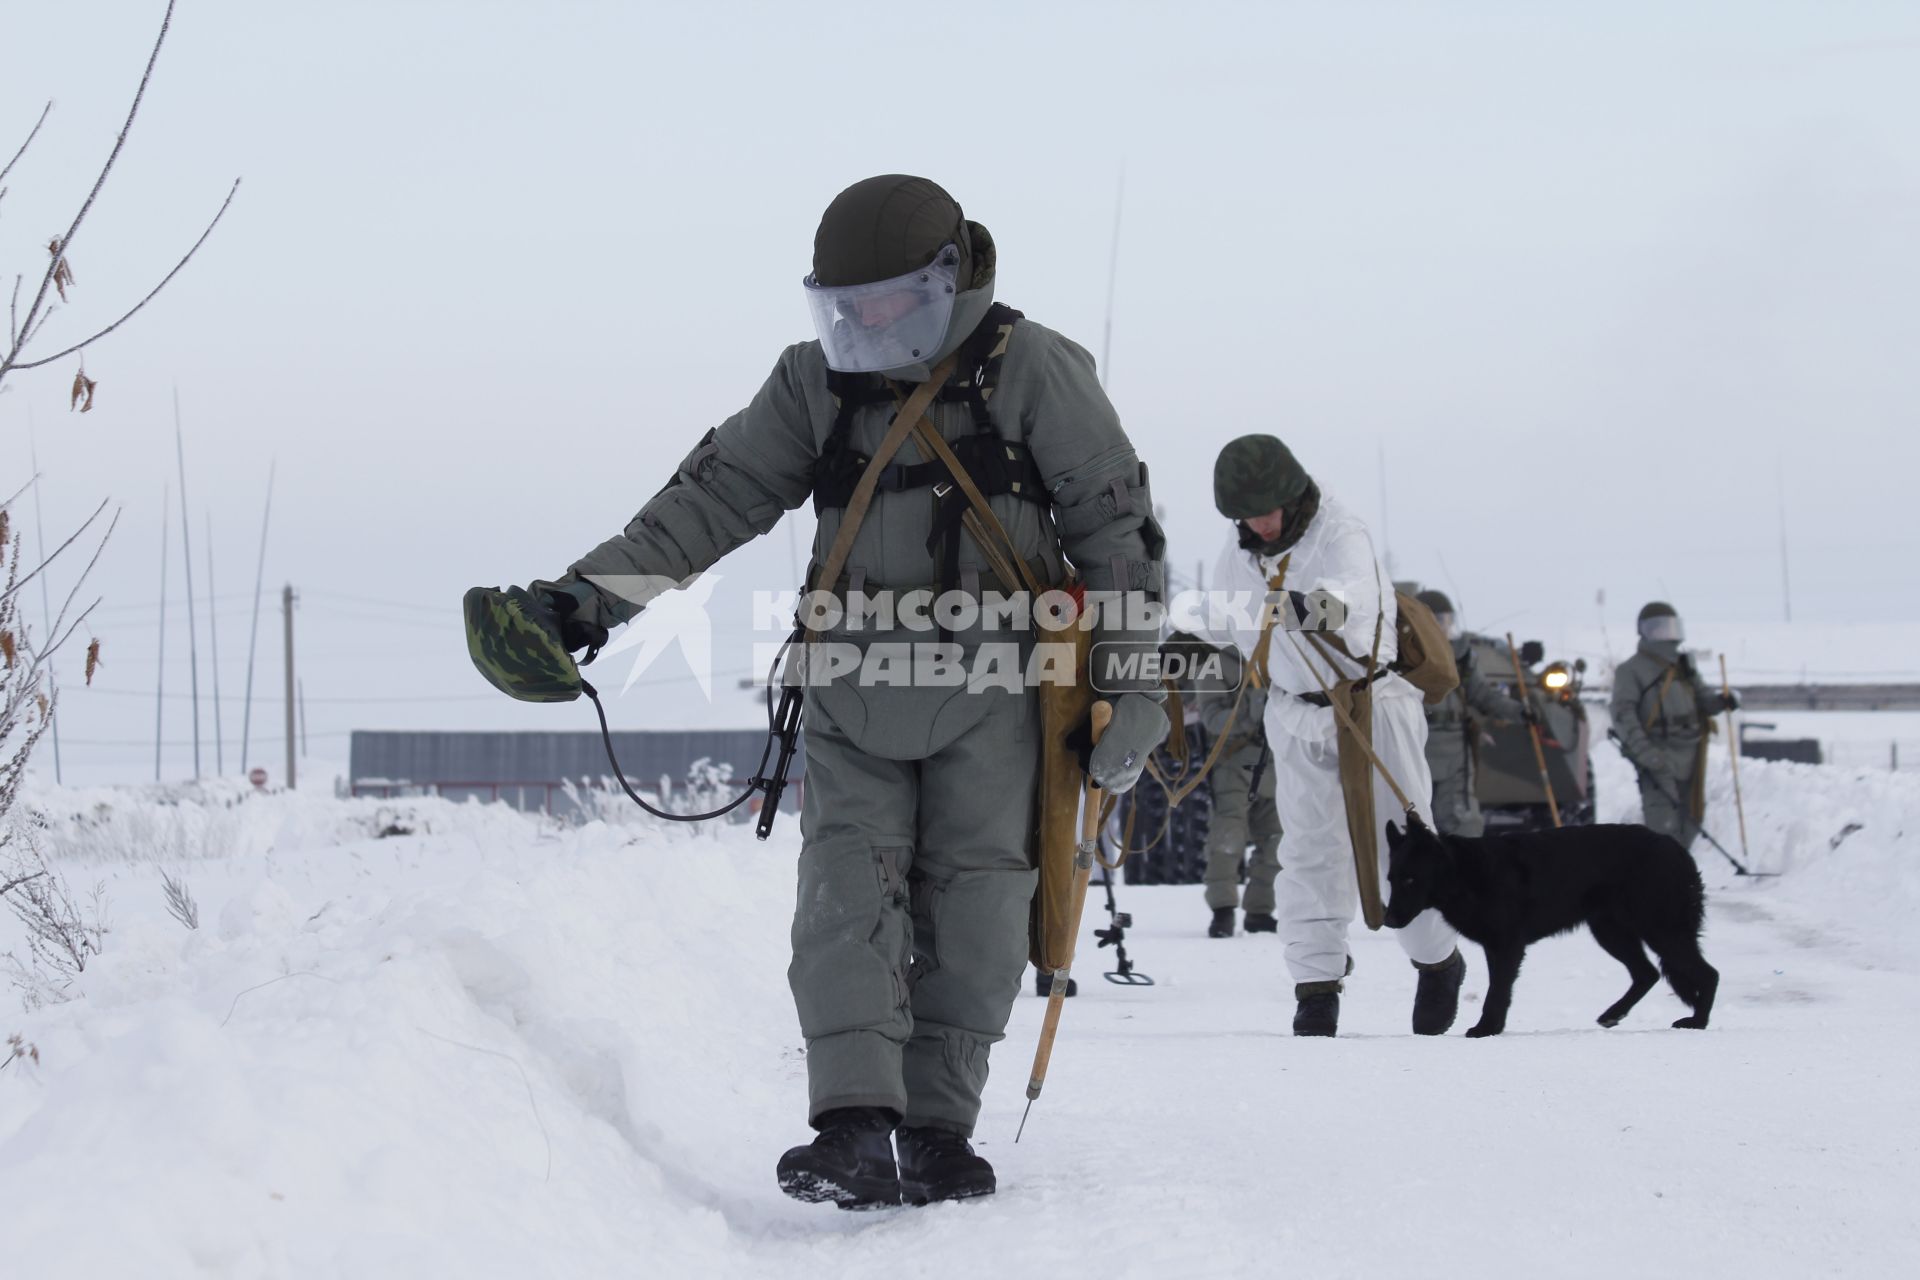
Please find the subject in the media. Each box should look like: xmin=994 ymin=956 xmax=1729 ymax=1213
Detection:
xmin=908 ymin=418 xmax=1048 ymax=597
xmin=1644 ymin=664 xmax=1679 ymax=731
xmin=808 ymin=354 xmax=959 ymax=622
xmin=1246 ymin=558 xmax=1290 ymax=690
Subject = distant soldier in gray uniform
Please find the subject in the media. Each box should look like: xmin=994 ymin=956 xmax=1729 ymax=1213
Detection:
xmin=1415 ymin=590 xmax=1532 ymax=838
xmin=1610 ymin=601 xmax=1736 ymax=849
xmin=464 ymin=176 xmax=1166 ymax=1208
xmin=1192 ymin=644 xmax=1284 ymax=937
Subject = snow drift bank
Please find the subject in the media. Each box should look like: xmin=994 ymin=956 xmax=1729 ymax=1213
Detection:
xmin=0 ymin=759 xmax=1914 ymax=1278
xmin=1591 ymin=734 xmax=1919 ymax=964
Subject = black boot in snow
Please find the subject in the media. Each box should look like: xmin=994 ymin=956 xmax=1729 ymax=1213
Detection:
xmin=1293 ymin=985 xmax=1340 ymax=1037
xmin=1208 ymin=906 xmax=1236 ymax=938
xmin=1243 ymin=912 xmax=1278 ymax=933
xmin=1411 ymin=949 xmax=1467 ymax=1036
xmin=1034 ymin=970 xmax=1078 ymax=998
xmin=776 ymin=1107 xmax=901 ymax=1210
xmin=895 ymin=1125 xmax=997 ymax=1204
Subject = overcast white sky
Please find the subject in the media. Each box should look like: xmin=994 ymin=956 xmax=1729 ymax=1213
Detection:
xmin=3 ymin=0 xmax=1917 ymax=784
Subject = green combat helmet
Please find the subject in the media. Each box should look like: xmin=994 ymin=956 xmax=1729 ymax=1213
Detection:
xmin=1213 ymin=434 xmax=1310 ymax=519
xmin=804 ymin=174 xmax=997 ymax=378
xmin=463 ymin=585 xmax=585 ymax=702
xmin=1214 ymin=434 xmax=1320 ymax=555
xmin=1637 ymin=600 xmax=1684 ymax=644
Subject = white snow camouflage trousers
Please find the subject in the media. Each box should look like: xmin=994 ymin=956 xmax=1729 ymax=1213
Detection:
xmin=1265 ymin=685 xmax=1458 ymax=985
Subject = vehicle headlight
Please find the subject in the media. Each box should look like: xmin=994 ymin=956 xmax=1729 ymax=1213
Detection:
xmin=1541 ymin=664 xmax=1572 ymax=692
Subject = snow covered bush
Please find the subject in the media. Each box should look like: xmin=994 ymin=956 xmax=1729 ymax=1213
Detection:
xmin=1 ymin=525 xmax=111 ymax=1007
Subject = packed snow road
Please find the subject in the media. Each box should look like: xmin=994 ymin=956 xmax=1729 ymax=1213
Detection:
xmin=0 ymin=761 xmax=1914 ymax=1278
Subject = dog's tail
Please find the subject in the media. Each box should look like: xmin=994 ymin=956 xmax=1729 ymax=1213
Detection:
xmin=1683 ymin=858 xmax=1708 ymax=935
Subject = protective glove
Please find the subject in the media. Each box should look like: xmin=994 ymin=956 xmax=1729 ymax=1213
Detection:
xmin=1074 ymin=692 xmax=1169 ymax=794
xmin=1717 ymin=689 xmax=1741 ymax=713
xmin=463 ymin=584 xmax=596 ymax=703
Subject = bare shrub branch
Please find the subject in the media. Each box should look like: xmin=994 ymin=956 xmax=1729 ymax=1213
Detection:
xmin=0 ymin=0 xmax=240 ymax=389
xmin=1 ymin=826 xmax=107 ymax=1008
xmin=15 ymin=178 xmax=240 ymax=372
xmin=1 ymin=1032 xmax=41 ymax=1073
xmin=160 ymin=869 xmax=199 ymax=930
xmin=0 ymin=102 xmax=53 ymax=209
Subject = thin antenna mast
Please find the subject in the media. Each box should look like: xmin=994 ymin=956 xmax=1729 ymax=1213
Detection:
xmin=1099 ymin=170 xmax=1124 ymax=391
xmin=1776 ymin=460 xmax=1793 ymax=624
xmin=28 ymin=420 xmax=61 ymax=783
xmin=1377 ymin=439 xmax=1393 ymax=577
xmin=206 ymin=510 xmax=224 ymax=774
xmin=174 ymin=389 xmax=202 ymax=776
xmin=240 ymin=461 xmax=275 ymax=774
xmin=155 ymin=484 xmax=169 ymax=781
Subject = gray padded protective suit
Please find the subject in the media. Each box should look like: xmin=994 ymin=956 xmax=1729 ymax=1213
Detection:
xmin=1422 ymin=639 xmax=1525 ymax=837
xmin=1193 ymin=651 xmax=1282 ymax=913
xmin=546 ymin=296 xmax=1163 ymax=1136
xmin=1610 ymin=643 xmax=1723 ymax=849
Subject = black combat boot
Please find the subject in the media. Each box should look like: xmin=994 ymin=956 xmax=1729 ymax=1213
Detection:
xmin=895 ymin=1124 xmax=997 ymax=1204
xmin=1412 ymin=949 xmax=1467 ymax=1036
xmin=1208 ymin=906 xmax=1236 ymax=938
xmin=1243 ymin=912 xmax=1278 ymax=933
xmin=1034 ymin=970 xmax=1078 ymax=997
xmin=1293 ymin=981 xmax=1340 ymax=1037
xmin=776 ymin=1106 xmax=901 ymax=1209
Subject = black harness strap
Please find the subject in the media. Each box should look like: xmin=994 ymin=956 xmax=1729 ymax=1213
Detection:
xmin=813 ymin=303 xmax=1038 ymax=515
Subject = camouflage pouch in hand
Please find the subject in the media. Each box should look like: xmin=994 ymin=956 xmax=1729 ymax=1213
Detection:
xmin=463 ymin=585 xmax=584 ymax=702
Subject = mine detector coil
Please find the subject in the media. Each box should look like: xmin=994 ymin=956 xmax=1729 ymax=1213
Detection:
xmin=578 ymin=310 xmax=1041 ymax=837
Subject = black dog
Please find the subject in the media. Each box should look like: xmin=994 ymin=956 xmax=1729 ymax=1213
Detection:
xmin=1383 ymin=818 xmax=1718 ymax=1037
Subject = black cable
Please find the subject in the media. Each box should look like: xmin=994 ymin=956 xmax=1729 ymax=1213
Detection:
xmin=580 ymin=678 xmax=761 ymax=823
xmin=577 ymin=625 xmax=804 ymax=832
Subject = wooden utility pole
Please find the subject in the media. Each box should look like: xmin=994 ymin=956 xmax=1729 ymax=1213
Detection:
xmin=282 ymin=583 xmax=297 ymax=789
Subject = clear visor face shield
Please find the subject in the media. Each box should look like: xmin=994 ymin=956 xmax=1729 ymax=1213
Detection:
xmin=803 ymin=244 xmax=961 ymax=373
xmin=1433 ymin=612 xmax=1458 ymax=640
xmin=1639 ymin=614 xmax=1685 ymax=643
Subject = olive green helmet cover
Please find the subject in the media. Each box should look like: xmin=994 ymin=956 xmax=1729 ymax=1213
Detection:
xmin=463 ymin=585 xmax=584 ymax=703
xmin=1213 ymin=434 xmax=1312 ymax=520
xmin=810 ymin=175 xmax=997 ymax=379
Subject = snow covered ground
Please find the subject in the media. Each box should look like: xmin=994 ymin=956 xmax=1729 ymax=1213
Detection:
xmin=1 ymin=752 xmax=1915 ymax=1279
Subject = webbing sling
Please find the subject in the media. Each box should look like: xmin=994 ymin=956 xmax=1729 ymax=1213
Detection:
xmin=1287 ymin=558 xmax=1416 ymax=815
xmin=906 ymin=414 xmax=1049 ymax=598
xmin=1106 ymin=558 xmax=1291 ymax=866
xmin=807 ymin=354 xmax=958 ymax=627
xmin=1644 ymin=665 xmax=1681 ymax=732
